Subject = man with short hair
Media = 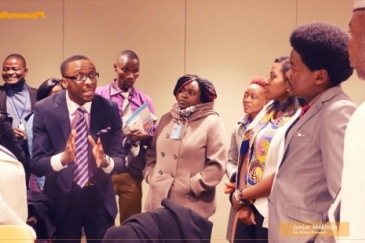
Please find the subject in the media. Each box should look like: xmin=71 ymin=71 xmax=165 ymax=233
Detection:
xmin=0 ymin=53 xmax=37 ymax=180
xmin=96 ymin=49 xmax=157 ymax=224
xmin=341 ymin=0 xmax=365 ymax=240
xmin=267 ymin=22 xmax=356 ymax=243
xmin=32 ymin=55 xmax=126 ymax=242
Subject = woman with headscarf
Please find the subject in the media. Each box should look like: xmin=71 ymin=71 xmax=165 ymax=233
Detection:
xmin=143 ymin=74 xmax=227 ymax=219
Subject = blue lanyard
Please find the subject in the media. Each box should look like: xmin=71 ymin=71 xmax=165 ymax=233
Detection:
xmin=9 ymin=86 xmax=29 ymax=121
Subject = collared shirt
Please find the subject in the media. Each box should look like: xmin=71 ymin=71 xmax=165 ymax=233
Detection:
xmin=5 ymin=83 xmax=31 ymax=127
xmin=50 ymin=90 xmax=114 ymax=173
xmin=96 ymin=80 xmax=157 ymax=136
xmin=66 ymin=92 xmax=92 ymax=130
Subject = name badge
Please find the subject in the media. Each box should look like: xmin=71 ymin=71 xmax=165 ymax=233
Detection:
xmin=18 ymin=123 xmax=25 ymax=130
xmin=170 ymin=123 xmax=182 ymax=140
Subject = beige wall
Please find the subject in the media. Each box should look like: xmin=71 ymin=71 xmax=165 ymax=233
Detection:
xmin=1 ymin=0 xmax=364 ymax=241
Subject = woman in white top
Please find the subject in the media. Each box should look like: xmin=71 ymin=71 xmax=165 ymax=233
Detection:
xmin=228 ymin=56 xmax=305 ymax=243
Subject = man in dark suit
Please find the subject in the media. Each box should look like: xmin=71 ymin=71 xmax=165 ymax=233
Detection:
xmin=0 ymin=53 xmax=37 ymax=181
xmin=32 ymin=55 xmax=126 ymax=243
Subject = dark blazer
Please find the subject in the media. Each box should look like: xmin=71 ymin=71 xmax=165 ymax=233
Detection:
xmin=31 ymin=90 xmax=125 ymax=225
xmin=103 ymin=198 xmax=213 ymax=243
xmin=0 ymin=83 xmax=37 ymax=181
xmin=0 ymin=83 xmax=38 ymax=121
xmin=0 ymin=112 xmax=26 ymax=165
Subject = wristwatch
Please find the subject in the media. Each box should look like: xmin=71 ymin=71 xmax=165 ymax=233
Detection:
xmin=102 ymin=155 xmax=111 ymax=168
xmin=233 ymin=188 xmax=248 ymax=205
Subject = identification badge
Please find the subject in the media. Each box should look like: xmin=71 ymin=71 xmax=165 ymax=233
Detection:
xmin=18 ymin=123 xmax=25 ymax=130
xmin=170 ymin=123 xmax=182 ymax=140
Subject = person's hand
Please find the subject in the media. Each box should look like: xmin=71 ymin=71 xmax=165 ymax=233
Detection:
xmin=126 ymin=128 xmax=150 ymax=142
xmin=61 ymin=130 xmax=76 ymax=166
xmin=232 ymin=190 xmax=244 ymax=211
xmin=88 ymin=135 xmax=107 ymax=168
xmin=224 ymin=181 xmax=235 ymax=194
xmin=13 ymin=127 xmax=27 ymax=140
xmin=237 ymin=205 xmax=256 ymax=226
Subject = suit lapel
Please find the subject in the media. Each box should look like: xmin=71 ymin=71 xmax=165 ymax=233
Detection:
xmin=54 ymin=91 xmax=71 ymax=143
xmin=52 ymin=91 xmax=74 ymax=193
xmin=279 ymin=86 xmax=343 ymax=168
xmin=0 ymin=87 xmax=6 ymax=111
xmin=88 ymin=97 xmax=104 ymax=174
xmin=89 ymin=97 xmax=102 ymax=141
xmin=28 ymin=86 xmax=37 ymax=110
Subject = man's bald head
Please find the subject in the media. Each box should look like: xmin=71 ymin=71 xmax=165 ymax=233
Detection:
xmin=117 ymin=50 xmax=139 ymax=62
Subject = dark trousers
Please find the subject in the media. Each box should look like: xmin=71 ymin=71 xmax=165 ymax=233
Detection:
xmin=56 ymin=185 xmax=114 ymax=243
xmin=234 ymin=205 xmax=268 ymax=243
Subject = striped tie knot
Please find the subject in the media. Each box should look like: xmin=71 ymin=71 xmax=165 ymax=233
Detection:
xmin=121 ymin=92 xmax=132 ymax=121
xmin=77 ymin=106 xmax=85 ymax=116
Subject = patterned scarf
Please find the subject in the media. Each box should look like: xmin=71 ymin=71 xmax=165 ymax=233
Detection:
xmin=237 ymin=106 xmax=294 ymax=188
xmin=175 ymin=104 xmax=202 ymax=117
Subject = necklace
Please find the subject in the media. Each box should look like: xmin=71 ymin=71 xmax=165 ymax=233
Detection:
xmin=270 ymin=107 xmax=293 ymax=128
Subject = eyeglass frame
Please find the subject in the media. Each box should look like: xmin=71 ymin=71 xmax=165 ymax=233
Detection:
xmin=62 ymin=72 xmax=99 ymax=82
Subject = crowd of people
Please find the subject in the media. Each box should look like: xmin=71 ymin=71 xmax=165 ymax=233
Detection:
xmin=0 ymin=0 xmax=365 ymax=242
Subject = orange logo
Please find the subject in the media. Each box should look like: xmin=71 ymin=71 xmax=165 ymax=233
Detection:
xmin=0 ymin=11 xmax=46 ymax=19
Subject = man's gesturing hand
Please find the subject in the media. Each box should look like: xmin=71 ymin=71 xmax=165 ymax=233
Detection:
xmin=61 ymin=130 xmax=76 ymax=166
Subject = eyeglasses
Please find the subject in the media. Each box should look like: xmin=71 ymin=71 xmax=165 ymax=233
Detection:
xmin=63 ymin=72 xmax=99 ymax=82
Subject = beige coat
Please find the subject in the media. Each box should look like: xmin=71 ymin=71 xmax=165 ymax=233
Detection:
xmin=143 ymin=102 xmax=227 ymax=218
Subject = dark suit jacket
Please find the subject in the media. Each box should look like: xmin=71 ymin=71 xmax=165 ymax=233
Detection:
xmin=0 ymin=83 xmax=38 ymax=121
xmin=31 ymin=90 xmax=125 ymax=225
xmin=103 ymin=198 xmax=213 ymax=243
xmin=0 ymin=83 xmax=37 ymax=183
xmin=0 ymin=112 xmax=26 ymax=165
